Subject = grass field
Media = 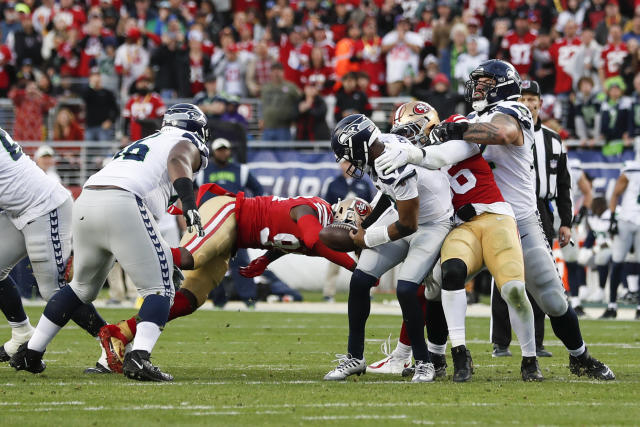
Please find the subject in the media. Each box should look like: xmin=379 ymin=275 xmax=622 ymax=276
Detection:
xmin=1 ymin=306 xmax=639 ymax=426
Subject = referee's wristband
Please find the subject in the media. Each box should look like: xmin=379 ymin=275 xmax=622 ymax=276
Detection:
xmin=173 ymin=177 xmax=197 ymax=211
xmin=364 ymin=226 xmax=391 ymax=248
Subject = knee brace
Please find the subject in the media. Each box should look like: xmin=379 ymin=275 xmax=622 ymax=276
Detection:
xmin=441 ymin=258 xmax=467 ymax=291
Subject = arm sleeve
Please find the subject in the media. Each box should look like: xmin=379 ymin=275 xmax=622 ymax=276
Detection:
xmin=420 ymin=140 xmax=480 ymax=169
xmin=246 ymin=172 xmax=264 ymax=196
xmin=297 ymin=214 xmax=356 ymax=271
xmin=361 ymin=193 xmax=393 ymax=229
xmin=556 ymin=152 xmax=573 ymax=227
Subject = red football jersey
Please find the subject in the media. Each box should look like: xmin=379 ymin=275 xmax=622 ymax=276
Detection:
xmin=236 ymin=195 xmax=333 ymax=253
xmin=123 ymin=93 xmax=166 ymax=141
xmin=500 ymin=30 xmax=537 ymax=76
xmin=549 ymin=37 xmax=581 ymax=94
xmin=600 ymin=42 xmax=628 ymax=80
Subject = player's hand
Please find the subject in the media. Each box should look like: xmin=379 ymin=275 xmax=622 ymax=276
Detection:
xmin=558 ymin=226 xmax=571 ymax=248
xmin=609 ymin=217 xmax=618 ymax=236
xmin=572 ymin=206 xmax=589 ymax=226
xmin=349 ymin=225 xmax=367 ymax=249
xmin=375 ymin=144 xmax=408 ymax=174
xmin=430 ymin=121 xmax=469 ymax=143
xmin=184 ymin=208 xmax=205 ymax=237
xmin=239 ymin=255 xmax=270 ymax=278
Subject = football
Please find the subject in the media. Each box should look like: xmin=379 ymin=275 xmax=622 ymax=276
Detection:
xmin=319 ymin=222 xmax=358 ymax=252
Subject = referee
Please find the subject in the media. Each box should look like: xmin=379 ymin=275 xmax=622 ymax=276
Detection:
xmin=491 ymin=80 xmax=573 ymax=358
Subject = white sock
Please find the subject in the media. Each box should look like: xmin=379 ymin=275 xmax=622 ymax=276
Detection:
xmin=441 ymin=289 xmax=467 ymax=348
xmin=28 ymin=316 xmax=61 ymax=353
xmin=608 ymin=302 xmax=618 ymax=310
xmin=394 ymin=341 xmax=412 ymax=358
xmin=8 ymin=317 xmax=30 ymax=329
xmin=501 ymin=281 xmax=536 ymax=358
xmin=427 ymin=340 xmax=446 ymax=355
xmin=627 ymin=275 xmax=639 ymax=292
xmin=132 ymin=322 xmax=162 ymax=353
xmin=570 ymin=296 xmax=581 ymax=308
xmin=568 ymin=343 xmax=586 ymax=357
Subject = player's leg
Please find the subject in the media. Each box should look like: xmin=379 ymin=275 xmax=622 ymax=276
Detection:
xmin=0 ymin=213 xmax=33 ymax=361
xmin=440 ymin=222 xmax=483 ymax=382
xmin=490 ymin=280 xmax=512 ymax=357
xmin=562 ymin=242 xmax=585 ymax=315
xmin=519 ymin=213 xmax=614 ymax=380
xmin=603 ymin=220 xmax=634 ymax=318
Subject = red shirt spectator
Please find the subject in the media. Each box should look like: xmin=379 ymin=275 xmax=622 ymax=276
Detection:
xmin=123 ymin=77 xmax=166 ymax=141
xmin=53 ymin=107 xmax=84 ymax=141
xmin=499 ymin=13 xmax=537 ymax=77
xmin=9 ymin=82 xmax=56 ymax=141
xmin=0 ymin=45 xmax=13 ymax=96
xmin=355 ymin=18 xmax=385 ymax=93
xmin=600 ymin=25 xmax=628 ymax=80
xmin=279 ymin=30 xmax=312 ymax=87
xmin=300 ymin=47 xmax=336 ymax=95
xmin=549 ymin=21 xmax=582 ymax=94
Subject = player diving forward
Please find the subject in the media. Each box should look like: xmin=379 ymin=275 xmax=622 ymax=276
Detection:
xmin=376 ymin=59 xmax=614 ymax=380
xmin=374 ymin=101 xmax=541 ymax=382
xmin=11 ymin=103 xmax=211 ymax=381
xmin=97 ymin=185 xmax=359 ymax=373
xmin=0 ymin=128 xmax=108 ymax=364
xmin=323 ymin=114 xmax=454 ymax=383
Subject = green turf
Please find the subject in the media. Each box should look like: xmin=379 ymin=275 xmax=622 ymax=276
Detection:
xmin=1 ymin=307 xmax=638 ymax=426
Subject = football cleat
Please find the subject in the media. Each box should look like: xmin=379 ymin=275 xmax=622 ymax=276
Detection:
xmin=430 ymin=352 xmax=447 ymax=378
xmin=401 ymin=365 xmax=414 ymax=378
xmin=536 ymin=345 xmax=552 ymax=358
xmin=0 ymin=324 xmax=35 ymax=362
xmin=123 ymin=350 xmax=173 ymax=382
xmin=492 ymin=344 xmax=512 ymax=358
xmin=599 ymin=308 xmax=617 ymax=319
xmin=574 ymin=305 xmax=586 ymax=317
xmin=367 ymin=336 xmax=412 ymax=375
xmin=521 ymin=356 xmax=544 ymax=382
xmin=569 ymin=349 xmax=615 ymax=380
xmin=98 ymin=323 xmax=133 ymax=373
xmin=323 ymin=354 xmax=366 ymax=381
xmin=9 ymin=343 xmax=46 ymax=373
xmin=635 ymin=309 xmax=640 ymax=320
xmin=451 ymin=345 xmax=473 ymax=382
xmin=84 ymin=347 xmax=113 ymax=374
xmin=411 ymin=361 xmax=435 ymax=383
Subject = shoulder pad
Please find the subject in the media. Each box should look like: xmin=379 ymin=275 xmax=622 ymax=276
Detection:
xmin=377 ymin=164 xmax=417 ymax=187
xmin=493 ymin=101 xmax=533 ymax=130
xmin=180 ymin=132 xmax=209 ymax=170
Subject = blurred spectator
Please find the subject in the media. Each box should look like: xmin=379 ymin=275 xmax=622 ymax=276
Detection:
xmin=411 ymin=72 xmax=462 ymax=119
xmin=549 ymin=20 xmax=582 ymax=96
xmin=572 ymin=76 xmax=603 ymax=146
xmin=9 ymin=80 xmax=56 ymax=141
xmin=599 ymin=76 xmax=631 ymax=155
xmin=279 ymin=27 xmax=312 ymax=87
xmin=334 ymin=22 xmax=361 ymax=80
xmin=623 ymin=13 xmax=640 ymax=43
xmin=193 ymin=73 xmax=225 ymax=120
xmin=621 ymin=38 xmax=640 ymax=91
xmin=132 ymin=0 xmax=157 ymax=29
xmin=115 ymin=27 xmax=150 ymax=100
xmin=221 ymin=95 xmax=249 ymax=129
xmin=584 ymin=0 xmax=607 ymax=31
xmin=415 ymin=4 xmax=435 ymax=51
xmin=0 ymin=44 xmax=14 ymax=97
xmin=122 ymin=75 xmax=166 ymax=142
xmin=53 ymin=107 xmax=84 ymax=141
xmin=556 ymin=0 xmax=588 ymax=34
xmin=499 ymin=11 xmax=537 ymax=79
xmin=188 ymin=28 xmax=212 ymax=96
xmin=465 ymin=16 xmax=490 ymax=57
xmin=598 ymin=24 xmax=628 ymax=86
xmin=382 ymin=16 xmax=422 ymax=96
xmin=517 ymin=0 xmax=553 ymax=34
xmin=482 ymin=0 xmax=514 ymax=54
xmin=595 ymin=0 xmax=628 ymax=46
xmin=41 ymin=13 xmax=70 ymax=67
xmin=58 ymin=0 xmax=87 ymax=29
xmin=34 ymin=145 xmax=61 ymax=183
xmin=151 ymin=17 xmax=190 ymax=98
xmin=95 ymin=36 xmax=119 ymax=94
xmin=260 ymin=62 xmax=300 ymax=141
xmin=334 ymin=71 xmax=372 ymax=124
xmin=454 ymin=37 xmax=487 ymax=95
xmin=7 ymin=4 xmax=43 ymax=68
xmin=145 ymin=1 xmax=172 ymax=37
xmin=629 ymin=73 xmax=640 ymax=147
xmin=296 ymin=82 xmax=330 ymax=141
xmin=300 ymin=46 xmax=335 ymax=95
xmin=356 ymin=18 xmax=384 ymax=97
xmin=440 ymin=23 xmax=468 ymax=89
xmin=311 ymin=23 xmax=335 ymax=66
xmin=432 ymin=0 xmax=458 ymax=53
xmin=570 ymin=28 xmax=603 ymax=93
xmin=77 ymin=11 xmax=111 ymax=77
xmin=1 ymin=4 xmax=22 ymax=44
xmin=82 ymin=71 xmax=118 ymax=141
xmin=328 ymin=0 xmax=352 ymax=42
xmin=246 ymin=40 xmax=273 ymax=97
xmin=214 ymin=43 xmax=247 ymax=97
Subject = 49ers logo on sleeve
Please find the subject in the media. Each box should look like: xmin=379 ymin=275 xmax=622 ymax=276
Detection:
xmin=413 ymin=103 xmax=430 ymax=115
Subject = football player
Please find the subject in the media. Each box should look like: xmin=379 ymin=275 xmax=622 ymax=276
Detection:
xmin=0 ymin=127 xmax=108 ymax=366
xmin=376 ymin=60 xmax=615 ymax=380
xmin=97 ymin=186 xmax=359 ymax=373
xmin=11 ymin=103 xmax=211 ymax=381
xmin=371 ymin=101 xmax=540 ymax=382
xmin=323 ymin=114 xmax=454 ymax=383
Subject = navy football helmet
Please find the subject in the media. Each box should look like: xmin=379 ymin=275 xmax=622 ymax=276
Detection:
xmin=331 ymin=114 xmax=381 ymax=179
xmin=162 ymin=103 xmax=210 ymax=143
xmin=464 ymin=60 xmax=522 ymax=112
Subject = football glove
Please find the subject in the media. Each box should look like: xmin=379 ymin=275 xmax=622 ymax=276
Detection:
xmin=609 ymin=216 xmax=618 ymax=236
xmin=572 ymin=206 xmax=589 ymax=226
xmin=374 ymin=143 xmax=423 ymax=175
xmin=184 ymin=208 xmax=204 ymax=237
xmin=239 ymin=255 xmax=270 ymax=278
xmin=430 ymin=121 xmax=469 ymax=144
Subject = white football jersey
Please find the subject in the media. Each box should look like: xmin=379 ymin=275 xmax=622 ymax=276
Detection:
xmin=617 ymin=160 xmax=640 ymax=225
xmin=371 ymin=134 xmax=453 ymax=224
xmin=567 ymin=157 xmax=584 ymax=210
xmin=0 ymin=129 xmax=69 ymax=230
xmin=467 ymin=101 xmax=537 ymax=221
xmin=85 ymin=126 xmax=209 ymax=219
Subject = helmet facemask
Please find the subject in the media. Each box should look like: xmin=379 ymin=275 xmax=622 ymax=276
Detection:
xmin=390 ymin=101 xmax=440 ymax=147
xmin=465 ymin=74 xmax=498 ymax=112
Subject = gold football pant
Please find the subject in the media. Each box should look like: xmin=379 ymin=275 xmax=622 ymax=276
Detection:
xmin=441 ymin=213 xmax=524 ymax=290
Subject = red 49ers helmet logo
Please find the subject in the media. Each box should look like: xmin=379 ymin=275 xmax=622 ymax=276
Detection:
xmin=413 ymin=103 xmax=430 ymax=115
xmin=354 ymin=200 xmax=371 ymax=217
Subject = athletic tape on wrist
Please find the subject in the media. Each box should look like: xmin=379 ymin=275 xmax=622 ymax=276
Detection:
xmin=364 ymin=225 xmax=391 ymax=248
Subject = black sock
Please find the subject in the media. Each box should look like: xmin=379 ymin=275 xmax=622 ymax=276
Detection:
xmin=0 ymin=277 xmax=28 ymax=324
xmin=597 ymin=265 xmax=610 ymax=289
xmin=71 ymin=303 xmax=107 ymax=337
xmin=396 ymin=280 xmax=430 ymax=363
xmin=43 ymin=285 xmax=84 ymax=328
xmin=347 ymin=270 xmax=376 ymax=360
xmin=138 ymin=294 xmax=171 ymax=327
xmin=425 ymin=299 xmax=448 ymax=346
xmin=549 ymin=306 xmax=584 ymax=351
xmin=566 ymin=262 xmax=583 ymax=297
xmin=609 ymin=262 xmax=624 ymax=304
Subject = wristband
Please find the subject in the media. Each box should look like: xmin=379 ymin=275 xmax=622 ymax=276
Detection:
xmin=364 ymin=225 xmax=391 ymax=248
xmin=173 ymin=177 xmax=197 ymax=211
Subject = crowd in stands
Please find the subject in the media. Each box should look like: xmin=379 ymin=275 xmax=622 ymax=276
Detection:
xmin=0 ymin=0 xmax=639 ymax=145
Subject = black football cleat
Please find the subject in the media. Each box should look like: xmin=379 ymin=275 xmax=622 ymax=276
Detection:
xmin=521 ymin=356 xmax=544 ymax=382
xmin=451 ymin=345 xmax=473 ymax=383
xmin=492 ymin=344 xmax=512 ymax=357
xmin=536 ymin=345 xmax=552 ymax=358
xmin=123 ymin=350 xmax=173 ymax=382
xmin=430 ymin=351 xmax=447 ymax=378
xmin=635 ymin=309 xmax=640 ymax=320
xmin=0 ymin=345 xmax=10 ymax=362
xmin=574 ymin=305 xmax=586 ymax=317
xmin=9 ymin=343 xmax=46 ymax=373
xmin=599 ymin=308 xmax=617 ymax=319
xmin=569 ymin=349 xmax=615 ymax=380
xmin=84 ymin=362 xmax=112 ymax=374
xmin=401 ymin=364 xmax=414 ymax=378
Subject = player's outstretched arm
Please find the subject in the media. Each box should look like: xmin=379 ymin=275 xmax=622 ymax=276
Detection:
xmin=168 ymin=141 xmax=204 ymax=236
xmin=461 ymin=113 xmax=522 ymax=146
xmin=239 ymin=249 xmax=286 ymax=278
xmin=350 ymin=197 xmax=419 ymax=248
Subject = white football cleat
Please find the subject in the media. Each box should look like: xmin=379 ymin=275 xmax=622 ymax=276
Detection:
xmin=0 ymin=323 xmax=34 ymax=361
xmin=411 ymin=361 xmax=436 ymax=383
xmin=323 ymin=354 xmax=366 ymax=381
xmin=368 ymin=335 xmax=412 ymax=375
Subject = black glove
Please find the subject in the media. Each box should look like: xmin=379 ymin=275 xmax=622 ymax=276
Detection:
xmin=173 ymin=177 xmax=205 ymax=237
xmin=430 ymin=121 xmax=469 ymax=144
xmin=572 ymin=206 xmax=589 ymax=226
xmin=609 ymin=216 xmax=618 ymax=236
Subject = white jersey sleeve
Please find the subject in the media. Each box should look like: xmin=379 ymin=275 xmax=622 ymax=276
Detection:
xmin=0 ymin=129 xmax=69 ymax=230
